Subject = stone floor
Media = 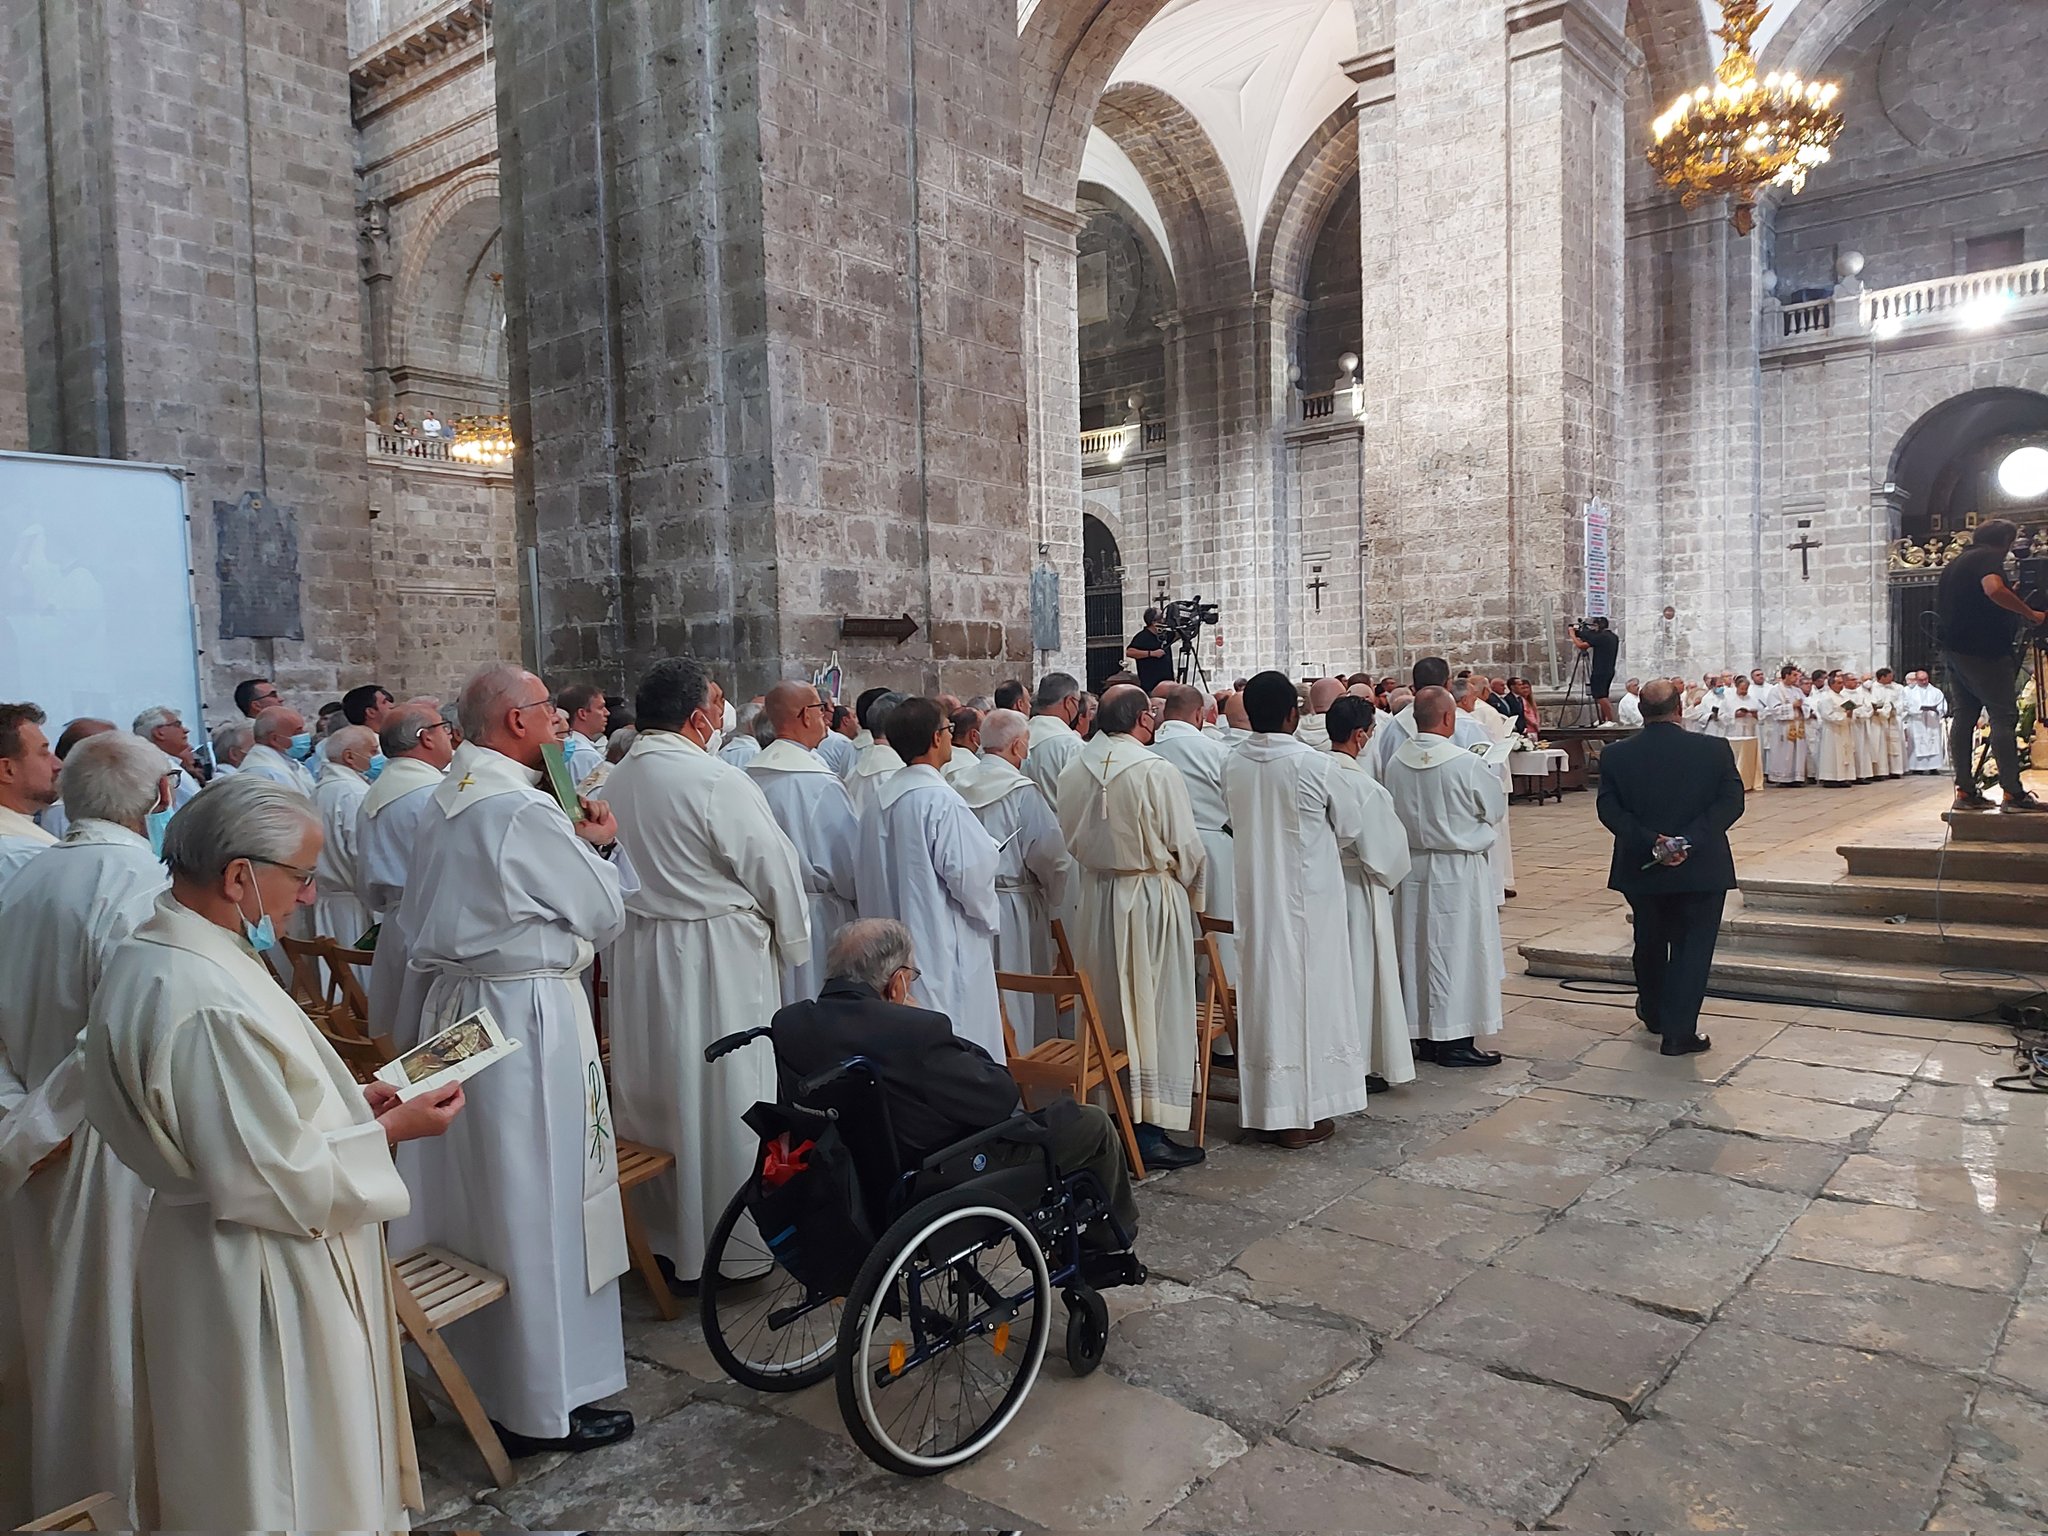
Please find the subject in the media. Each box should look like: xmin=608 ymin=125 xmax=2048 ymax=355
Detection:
xmin=414 ymin=772 xmax=2048 ymax=1532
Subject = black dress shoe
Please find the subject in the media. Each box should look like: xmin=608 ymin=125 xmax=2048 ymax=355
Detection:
xmin=1635 ymin=1008 xmax=1658 ymax=1033
xmin=1435 ymin=1040 xmax=1504 ymax=1068
xmin=1412 ymin=1038 xmax=1438 ymax=1063
xmin=1365 ymin=1074 xmax=1392 ymax=1093
xmin=1660 ymin=1033 xmax=1712 ymax=1057
xmin=491 ymin=1404 xmax=636 ymax=1458
xmin=1135 ymin=1126 xmax=1206 ymax=1169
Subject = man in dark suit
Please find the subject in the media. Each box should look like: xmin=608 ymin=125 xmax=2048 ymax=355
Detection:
xmin=772 ymin=917 xmax=1140 ymax=1249
xmin=1595 ymin=679 xmax=1745 ymax=1055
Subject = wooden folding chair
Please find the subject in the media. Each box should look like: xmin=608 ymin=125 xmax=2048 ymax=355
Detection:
xmin=1044 ymin=918 xmax=1080 ymax=1040
xmin=997 ymin=968 xmax=1146 ymax=1179
xmin=317 ymin=938 xmax=374 ymax=1020
xmin=279 ymin=935 xmax=331 ymax=1017
xmin=1193 ymin=914 xmax=1239 ymax=1146
xmin=14 ymin=1493 xmax=123 ymax=1531
xmin=390 ymin=1247 xmax=516 ymax=1488
xmin=615 ymin=1139 xmax=679 ymax=1322
xmin=316 ymin=997 xmax=396 ymax=1085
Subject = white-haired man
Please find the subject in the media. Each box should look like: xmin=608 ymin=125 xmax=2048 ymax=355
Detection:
xmin=1022 ymin=673 xmax=1085 ymax=808
xmin=239 ymin=707 xmax=315 ymax=796
xmin=745 ymin=680 xmax=860 ymax=1007
xmin=0 ymin=733 xmax=169 ymax=1520
xmin=387 ymin=664 xmax=634 ymax=1459
xmin=309 ymin=725 xmax=377 ymax=953
xmin=1903 ymin=669 xmax=1948 ymax=773
xmin=209 ymin=718 xmax=254 ymax=778
xmin=955 ymin=708 xmax=1071 ymax=1049
xmin=602 ymin=658 xmax=810 ymax=1288
xmin=358 ymin=702 xmax=455 ymax=1033
xmin=1148 ymin=682 xmax=1236 ymax=987
xmin=132 ymin=707 xmax=203 ymax=807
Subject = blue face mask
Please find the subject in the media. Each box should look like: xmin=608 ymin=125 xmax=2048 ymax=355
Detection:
xmin=145 ymin=807 xmax=173 ymax=859
xmin=366 ymin=754 xmax=387 ymax=781
xmin=234 ymin=861 xmax=279 ymax=953
xmin=288 ymin=732 xmax=314 ymax=760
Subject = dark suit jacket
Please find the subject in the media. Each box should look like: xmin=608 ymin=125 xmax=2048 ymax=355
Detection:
xmin=1597 ymin=721 xmax=1745 ymax=895
xmin=772 ymin=978 xmax=1022 ymax=1157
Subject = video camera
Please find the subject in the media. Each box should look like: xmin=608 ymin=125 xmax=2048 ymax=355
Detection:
xmin=1160 ymin=595 xmax=1221 ymax=647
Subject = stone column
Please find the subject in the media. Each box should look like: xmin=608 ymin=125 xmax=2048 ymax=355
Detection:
xmin=9 ymin=0 xmax=372 ymax=708
xmin=1022 ymin=195 xmax=1087 ymax=681
xmin=0 ymin=72 xmax=24 ymax=449
xmin=494 ymin=0 xmax=1033 ymax=701
xmin=1254 ymin=287 xmax=1307 ymax=672
xmin=1347 ymin=46 xmax=1401 ymax=672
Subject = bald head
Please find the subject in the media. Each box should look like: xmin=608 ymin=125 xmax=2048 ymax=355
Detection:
xmin=1096 ymin=685 xmax=1151 ymax=738
xmin=764 ymin=679 xmax=827 ymax=748
xmin=981 ymin=707 xmax=1030 ymax=762
xmin=1161 ymin=684 xmax=1205 ymax=724
xmin=253 ymin=706 xmax=304 ymax=750
xmin=1639 ymin=679 xmax=1683 ymax=721
xmin=1308 ymin=677 xmax=1346 ymax=715
xmin=327 ymin=724 xmax=378 ymax=773
xmin=1413 ymin=686 xmax=1457 ymax=735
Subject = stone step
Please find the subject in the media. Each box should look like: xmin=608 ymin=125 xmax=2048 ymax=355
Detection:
xmin=1518 ymin=940 xmax=2037 ymax=1021
xmin=1840 ymin=843 xmax=2048 ymax=885
xmin=1739 ymin=875 xmax=2048 ymax=926
xmin=1719 ymin=909 xmax=2048 ymax=970
xmin=1946 ymin=810 xmax=2048 ymax=843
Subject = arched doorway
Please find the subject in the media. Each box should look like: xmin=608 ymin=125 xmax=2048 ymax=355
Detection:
xmin=1886 ymin=388 xmax=2048 ymax=673
xmin=1083 ymin=514 xmax=1127 ymax=691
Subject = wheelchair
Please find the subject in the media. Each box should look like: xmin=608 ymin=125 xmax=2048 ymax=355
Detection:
xmin=697 ymin=1025 xmax=1142 ymax=1475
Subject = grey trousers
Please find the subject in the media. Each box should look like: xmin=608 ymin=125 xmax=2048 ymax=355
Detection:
xmin=1942 ymin=649 xmax=2026 ymax=797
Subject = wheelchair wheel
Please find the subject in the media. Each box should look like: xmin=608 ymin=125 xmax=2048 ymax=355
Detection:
xmin=699 ymin=1185 xmax=841 ymax=1392
xmin=835 ymin=1185 xmax=1052 ymax=1475
xmin=1063 ymin=1286 xmax=1108 ymax=1377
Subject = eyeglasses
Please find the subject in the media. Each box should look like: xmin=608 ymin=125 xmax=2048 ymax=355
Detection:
xmin=247 ymin=856 xmax=317 ymax=892
xmin=250 ymin=690 xmax=281 ymax=708
xmin=894 ymin=966 xmax=922 ymax=988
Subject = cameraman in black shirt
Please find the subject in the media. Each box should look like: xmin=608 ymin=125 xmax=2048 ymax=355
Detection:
xmin=1936 ymin=518 xmax=2046 ymax=812
xmin=1571 ymin=617 xmax=1622 ymax=723
xmin=1125 ymin=608 xmax=1175 ymax=691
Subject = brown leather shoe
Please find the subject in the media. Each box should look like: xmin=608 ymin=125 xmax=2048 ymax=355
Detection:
xmin=1274 ymin=1119 xmax=1336 ymax=1150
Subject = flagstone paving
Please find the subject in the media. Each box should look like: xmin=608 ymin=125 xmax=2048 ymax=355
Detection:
xmin=410 ymin=774 xmax=2048 ymax=1531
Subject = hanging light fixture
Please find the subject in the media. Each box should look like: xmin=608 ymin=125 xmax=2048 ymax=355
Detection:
xmin=450 ymin=413 xmax=516 ymax=466
xmin=1646 ymin=0 xmax=1844 ymax=236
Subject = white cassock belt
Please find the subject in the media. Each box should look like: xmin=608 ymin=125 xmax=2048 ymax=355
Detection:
xmin=411 ymin=938 xmax=629 ymax=1294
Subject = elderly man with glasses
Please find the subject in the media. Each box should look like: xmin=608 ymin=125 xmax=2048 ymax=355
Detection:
xmin=357 ymin=702 xmax=455 ymax=1033
xmin=131 ymin=707 xmax=204 ymax=807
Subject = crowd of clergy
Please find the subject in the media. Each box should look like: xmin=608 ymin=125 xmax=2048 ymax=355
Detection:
xmin=0 ymin=637 xmax=1941 ymax=1530
xmin=1612 ymin=664 xmax=1952 ymax=787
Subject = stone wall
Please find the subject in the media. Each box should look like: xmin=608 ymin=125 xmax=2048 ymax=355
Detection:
xmin=0 ymin=70 xmax=23 ymax=450
xmin=365 ymin=458 xmax=523 ymax=695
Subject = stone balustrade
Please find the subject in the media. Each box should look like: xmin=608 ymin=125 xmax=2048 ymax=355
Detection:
xmin=1769 ymin=257 xmax=2048 ymax=346
xmin=1079 ymin=421 xmax=1166 ymax=467
xmin=366 ymin=423 xmax=508 ymax=478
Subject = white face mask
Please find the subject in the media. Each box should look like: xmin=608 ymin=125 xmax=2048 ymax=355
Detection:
xmin=705 ymin=729 xmax=725 ymax=755
xmin=722 ymin=700 xmax=737 ymax=735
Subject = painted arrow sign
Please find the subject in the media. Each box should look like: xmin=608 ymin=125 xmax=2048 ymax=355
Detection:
xmin=839 ymin=613 xmax=920 ymax=644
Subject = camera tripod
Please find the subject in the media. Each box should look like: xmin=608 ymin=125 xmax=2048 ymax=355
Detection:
xmin=1174 ymin=633 xmax=1212 ymax=691
xmin=1558 ymin=641 xmax=1595 ymax=729
xmin=1969 ymin=630 xmax=2048 ymax=791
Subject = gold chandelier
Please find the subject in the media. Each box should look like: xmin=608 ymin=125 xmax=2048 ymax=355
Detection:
xmin=450 ymin=412 xmax=515 ymax=466
xmin=1647 ymin=0 xmax=1843 ymax=236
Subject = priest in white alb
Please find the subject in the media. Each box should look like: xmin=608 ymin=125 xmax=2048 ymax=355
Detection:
xmin=955 ymin=708 xmax=1071 ymax=1049
xmin=1324 ymin=695 xmax=1416 ymax=1091
xmin=846 ymin=691 xmax=909 ymax=823
xmin=602 ymin=657 xmax=811 ymax=1284
xmin=1810 ymin=673 xmax=1858 ymax=787
xmin=1456 ymin=674 xmax=1516 ymax=902
xmin=1371 ymin=657 xmax=1492 ymax=779
xmin=1223 ymin=673 xmax=1379 ymax=1148
xmin=238 ymin=706 xmax=318 ymax=795
xmin=1871 ymin=667 xmax=1908 ymax=778
xmin=745 ymin=679 xmax=860 ymax=1006
xmin=855 ymin=697 xmax=1004 ymax=1056
xmin=1057 ymin=686 xmax=1208 ymax=1169
xmin=1759 ymin=665 xmax=1808 ymax=786
xmin=357 ymin=701 xmax=454 ymax=1038
xmin=78 ymin=776 xmax=465 ymax=1529
xmin=309 ymin=724 xmax=375 ymax=950
xmin=0 ymin=704 xmax=60 ymax=892
xmin=1023 ymin=672 xmax=1086 ymax=808
xmin=1150 ymin=684 xmax=1236 ymax=988
xmin=0 ymin=734 xmax=169 ymax=1522
xmin=1903 ymin=669 xmax=1948 ymax=773
xmin=387 ymin=663 xmax=636 ymax=1459
xmin=1847 ymin=672 xmax=1884 ymax=782
xmin=1383 ymin=687 xmax=1508 ymax=1069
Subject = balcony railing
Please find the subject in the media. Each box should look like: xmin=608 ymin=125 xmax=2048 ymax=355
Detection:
xmin=1079 ymin=421 xmax=1166 ymax=467
xmin=365 ymin=423 xmax=508 ymax=476
xmin=1770 ymin=258 xmax=2048 ymax=344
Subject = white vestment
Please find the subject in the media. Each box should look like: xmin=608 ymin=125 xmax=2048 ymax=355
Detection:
xmin=1904 ymin=683 xmax=1949 ymax=771
xmin=1871 ymin=682 xmax=1907 ymax=775
xmin=80 ymin=894 xmax=418 ymax=1530
xmin=957 ymin=755 xmax=1071 ymax=1051
xmin=1326 ymin=752 xmax=1416 ymax=1086
xmin=746 ymin=739 xmax=860 ymax=1006
xmin=238 ymin=742 xmax=317 ymax=796
xmin=942 ymin=744 xmax=980 ymax=787
xmin=1022 ymin=714 xmax=1083 ymax=808
xmin=1223 ymin=735 xmax=1373 ymax=1129
xmin=1617 ymin=692 xmax=1644 ymax=728
xmin=356 ymin=758 xmax=443 ymax=1037
xmin=1370 ymin=703 xmax=1491 ymax=780
xmin=717 ymin=734 xmax=762 ymax=771
xmin=1460 ymin=704 xmax=1516 ymax=902
xmin=1057 ymin=735 xmax=1207 ymax=1131
xmin=603 ymin=732 xmax=810 ymax=1277
xmin=311 ymin=761 xmax=371 ymax=949
xmin=0 ymin=808 xmax=58 ymax=894
xmin=1149 ymin=719 xmax=1236 ymax=981
xmin=815 ymin=731 xmax=857 ymax=780
xmin=565 ymin=729 xmax=605 ymax=787
xmin=1725 ymin=690 xmax=1762 ymax=739
xmin=1295 ymin=712 xmax=1330 ymax=751
xmin=1810 ymin=689 xmax=1858 ymax=783
xmin=846 ymin=740 xmax=906 ymax=824
xmin=856 ymin=764 xmax=1003 ymax=1056
xmin=1851 ymin=686 xmax=1885 ymax=780
xmin=388 ymin=742 xmax=629 ymax=1440
xmin=1384 ymin=736 xmax=1506 ymax=1042
xmin=0 ymin=823 xmax=163 ymax=1519
xmin=1760 ymin=684 xmax=1809 ymax=784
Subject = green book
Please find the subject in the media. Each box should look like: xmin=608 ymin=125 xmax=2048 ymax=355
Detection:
xmin=540 ymin=741 xmax=586 ymax=822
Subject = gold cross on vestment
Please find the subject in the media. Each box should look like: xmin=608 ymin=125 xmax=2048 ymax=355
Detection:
xmin=456 ymin=773 xmax=475 ymax=790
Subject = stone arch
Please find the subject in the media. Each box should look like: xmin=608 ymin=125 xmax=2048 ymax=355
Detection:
xmin=1762 ymin=0 xmax=1893 ymax=76
xmin=395 ymin=172 xmax=506 ymax=410
xmin=1885 ymin=385 xmax=2048 ymax=537
xmin=1093 ymin=82 xmax=1251 ymax=309
xmin=1625 ymin=0 xmax=1713 ymax=111
xmin=1018 ymin=0 xmax=1179 ymax=211
xmin=1076 ymin=180 xmax=1178 ymax=303
xmin=1255 ymin=103 xmax=1359 ymax=302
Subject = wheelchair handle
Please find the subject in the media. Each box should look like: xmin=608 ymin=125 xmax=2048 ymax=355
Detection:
xmin=795 ymin=1055 xmax=875 ymax=1103
xmin=704 ymin=1026 xmax=772 ymax=1064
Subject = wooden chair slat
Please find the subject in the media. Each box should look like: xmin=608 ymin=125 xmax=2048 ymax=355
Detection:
xmin=14 ymin=1492 xmax=124 ymax=1531
xmin=995 ymin=966 xmax=1146 ymax=1179
xmin=614 ymin=1139 xmax=678 ymax=1321
xmin=389 ymin=1246 xmax=515 ymax=1488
